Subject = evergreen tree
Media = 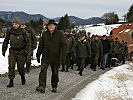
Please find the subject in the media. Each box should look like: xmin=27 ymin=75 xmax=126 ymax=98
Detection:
xmin=127 ymin=4 xmax=133 ymax=22
xmin=64 ymin=14 xmax=71 ymax=29
xmin=114 ymin=14 xmax=119 ymax=23
xmin=57 ymin=14 xmax=71 ymax=31
xmin=57 ymin=16 xmax=65 ymax=31
xmin=28 ymin=18 xmax=44 ymax=35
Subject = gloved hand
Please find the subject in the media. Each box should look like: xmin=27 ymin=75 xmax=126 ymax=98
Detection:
xmin=2 ymin=52 xmax=5 ymax=57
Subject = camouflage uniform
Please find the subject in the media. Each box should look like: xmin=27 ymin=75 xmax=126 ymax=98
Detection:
xmin=121 ymin=41 xmax=128 ymax=64
xmin=24 ymin=26 xmax=37 ymax=72
xmin=75 ymin=33 xmax=91 ymax=75
xmin=61 ymin=34 xmax=75 ymax=72
xmin=85 ymin=36 xmax=91 ymax=68
xmin=107 ymin=39 xmax=114 ymax=67
xmin=2 ymin=26 xmax=30 ymax=86
xmin=112 ymin=40 xmax=121 ymax=61
xmin=91 ymin=38 xmax=103 ymax=71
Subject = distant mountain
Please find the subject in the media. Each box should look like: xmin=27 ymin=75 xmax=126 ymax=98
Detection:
xmin=54 ymin=16 xmax=105 ymax=25
xmin=0 ymin=11 xmax=48 ymax=23
xmin=0 ymin=11 xmax=104 ymax=25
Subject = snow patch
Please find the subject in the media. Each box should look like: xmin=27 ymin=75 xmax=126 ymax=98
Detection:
xmin=73 ymin=64 xmax=133 ymax=100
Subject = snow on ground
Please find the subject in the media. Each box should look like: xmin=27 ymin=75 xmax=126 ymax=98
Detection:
xmin=0 ymin=38 xmax=40 ymax=74
xmin=77 ymin=24 xmax=121 ymax=36
xmin=72 ymin=63 xmax=133 ymax=100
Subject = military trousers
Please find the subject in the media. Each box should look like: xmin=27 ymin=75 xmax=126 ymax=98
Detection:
xmin=77 ymin=57 xmax=86 ymax=72
xmin=8 ymin=52 xmax=26 ymax=79
xmin=26 ymin=50 xmax=33 ymax=69
xmin=39 ymin=62 xmax=59 ymax=89
xmin=91 ymin=53 xmax=100 ymax=70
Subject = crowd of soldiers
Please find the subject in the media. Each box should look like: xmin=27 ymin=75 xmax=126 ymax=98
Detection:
xmin=2 ymin=18 xmax=128 ymax=94
xmin=60 ymin=28 xmax=128 ymax=76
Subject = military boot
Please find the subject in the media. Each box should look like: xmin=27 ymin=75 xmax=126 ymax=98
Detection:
xmin=21 ymin=75 xmax=26 ymax=85
xmin=25 ymin=67 xmax=30 ymax=73
xmin=7 ymin=79 xmax=14 ymax=88
xmin=36 ymin=86 xmax=45 ymax=93
xmin=70 ymin=64 xmax=73 ymax=69
xmin=61 ymin=65 xmax=65 ymax=72
xmin=52 ymin=88 xmax=57 ymax=93
xmin=66 ymin=66 xmax=69 ymax=72
xmin=79 ymin=71 xmax=82 ymax=76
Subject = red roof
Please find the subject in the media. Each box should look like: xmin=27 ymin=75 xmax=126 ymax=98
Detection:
xmin=112 ymin=23 xmax=133 ymax=53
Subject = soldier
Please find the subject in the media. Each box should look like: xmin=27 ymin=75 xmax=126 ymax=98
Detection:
xmin=61 ymin=29 xmax=75 ymax=72
xmin=70 ymin=30 xmax=78 ymax=69
xmin=2 ymin=18 xmax=30 ymax=87
xmin=112 ymin=38 xmax=121 ymax=61
xmin=107 ymin=36 xmax=114 ymax=68
xmin=21 ymin=24 xmax=37 ymax=73
xmin=121 ymin=41 xmax=128 ymax=64
xmin=75 ymin=31 xmax=91 ymax=76
xmin=85 ymin=32 xmax=91 ymax=68
xmin=91 ymin=35 xmax=103 ymax=71
xmin=36 ymin=20 xmax=67 ymax=93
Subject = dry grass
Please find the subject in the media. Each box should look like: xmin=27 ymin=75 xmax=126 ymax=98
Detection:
xmin=111 ymin=72 xmax=133 ymax=82
xmin=95 ymin=91 xmax=124 ymax=100
xmin=127 ymin=66 xmax=133 ymax=71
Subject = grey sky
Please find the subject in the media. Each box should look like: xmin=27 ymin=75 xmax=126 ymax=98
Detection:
xmin=0 ymin=0 xmax=132 ymax=19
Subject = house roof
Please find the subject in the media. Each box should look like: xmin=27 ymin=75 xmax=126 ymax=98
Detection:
xmin=112 ymin=23 xmax=133 ymax=53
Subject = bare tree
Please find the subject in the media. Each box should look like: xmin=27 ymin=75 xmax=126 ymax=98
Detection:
xmin=104 ymin=25 xmax=110 ymax=34
xmin=101 ymin=12 xmax=119 ymax=25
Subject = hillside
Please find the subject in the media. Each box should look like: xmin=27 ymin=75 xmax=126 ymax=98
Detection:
xmin=0 ymin=11 xmax=48 ymax=23
xmin=0 ymin=11 xmax=104 ymax=25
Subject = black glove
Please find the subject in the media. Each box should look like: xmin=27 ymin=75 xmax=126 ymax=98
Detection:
xmin=2 ymin=52 xmax=5 ymax=57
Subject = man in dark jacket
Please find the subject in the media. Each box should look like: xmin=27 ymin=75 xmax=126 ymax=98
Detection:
xmin=101 ymin=35 xmax=110 ymax=70
xmin=36 ymin=20 xmax=67 ymax=93
xmin=2 ymin=18 xmax=30 ymax=87
xmin=21 ymin=24 xmax=37 ymax=73
xmin=75 ymin=31 xmax=91 ymax=76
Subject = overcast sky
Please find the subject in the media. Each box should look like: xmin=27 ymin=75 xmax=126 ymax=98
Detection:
xmin=0 ymin=0 xmax=132 ymax=19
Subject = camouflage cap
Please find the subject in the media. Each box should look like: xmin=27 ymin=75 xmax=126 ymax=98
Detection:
xmin=12 ymin=17 xmax=20 ymax=24
xmin=79 ymin=32 xmax=85 ymax=38
xmin=65 ymin=29 xmax=71 ymax=33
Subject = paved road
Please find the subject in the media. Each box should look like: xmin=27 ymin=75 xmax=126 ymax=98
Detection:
xmin=0 ymin=65 xmax=110 ymax=100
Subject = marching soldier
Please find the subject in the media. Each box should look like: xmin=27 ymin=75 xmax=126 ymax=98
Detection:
xmin=75 ymin=31 xmax=91 ymax=76
xmin=21 ymin=24 xmax=37 ymax=73
xmin=91 ymin=35 xmax=103 ymax=71
xmin=2 ymin=18 xmax=30 ymax=87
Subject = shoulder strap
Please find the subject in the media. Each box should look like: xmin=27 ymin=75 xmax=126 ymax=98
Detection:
xmin=21 ymin=28 xmax=26 ymax=42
